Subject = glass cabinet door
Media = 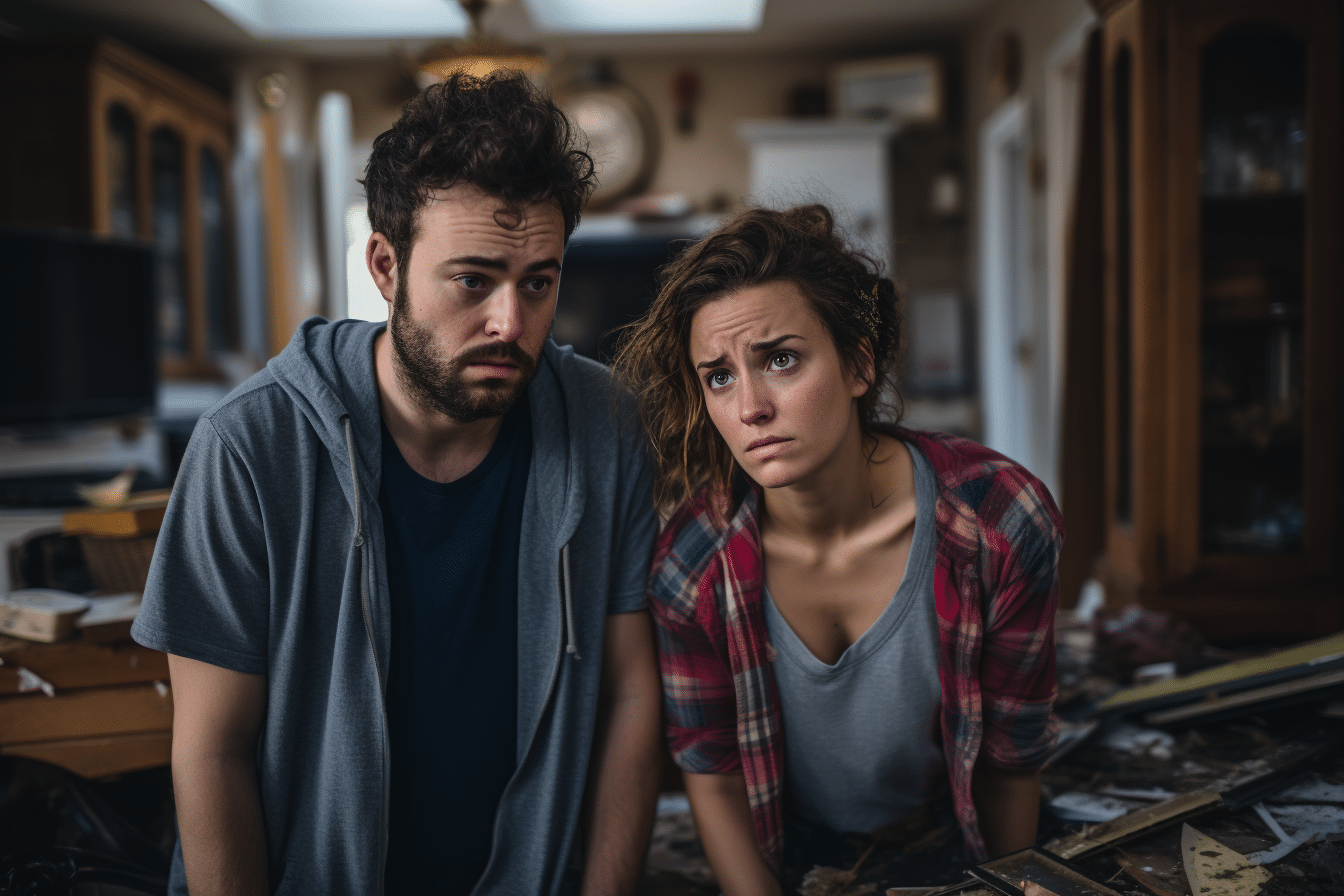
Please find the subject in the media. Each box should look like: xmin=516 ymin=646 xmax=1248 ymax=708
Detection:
xmin=200 ymin=145 xmax=231 ymax=354
xmin=1197 ymin=26 xmax=1306 ymax=556
xmin=105 ymin=104 xmax=139 ymax=238
xmin=151 ymin=126 xmax=188 ymax=358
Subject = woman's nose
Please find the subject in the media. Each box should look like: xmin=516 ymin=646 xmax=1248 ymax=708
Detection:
xmin=737 ymin=377 xmax=772 ymax=424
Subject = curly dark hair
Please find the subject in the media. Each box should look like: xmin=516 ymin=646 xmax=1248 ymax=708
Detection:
xmin=611 ymin=204 xmax=905 ymax=512
xmin=361 ymin=70 xmax=595 ymax=271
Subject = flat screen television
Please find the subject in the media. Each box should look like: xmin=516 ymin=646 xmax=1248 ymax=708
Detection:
xmin=0 ymin=225 xmax=158 ymax=427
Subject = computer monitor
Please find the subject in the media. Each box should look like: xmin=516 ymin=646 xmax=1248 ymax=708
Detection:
xmin=0 ymin=225 xmax=158 ymax=428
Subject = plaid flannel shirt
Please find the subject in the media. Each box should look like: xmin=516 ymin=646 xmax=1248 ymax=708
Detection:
xmin=648 ymin=427 xmax=1063 ymax=869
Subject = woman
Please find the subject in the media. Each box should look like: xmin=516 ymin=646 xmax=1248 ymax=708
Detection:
xmin=613 ymin=205 xmax=1063 ymax=894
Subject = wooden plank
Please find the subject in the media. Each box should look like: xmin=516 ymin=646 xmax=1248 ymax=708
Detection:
xmin=0 ymin=640 xmax=168 ymax=693
xmin=1145 ymin=667 xmax=1344 ymax=725
xmin=1043 ymin=790 xmax=1224 ymax=860
xmin=2 ymin=729 xmax=170 ymax=778
xmin=1096 ymin=631 xmax=1344 ymax=715
xmin=0 ymin=683 xmax=172 ymax=745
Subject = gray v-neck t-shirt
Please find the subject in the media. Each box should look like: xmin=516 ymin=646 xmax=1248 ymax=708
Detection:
xmin=764 ymin=442 xmax=943 ymax=835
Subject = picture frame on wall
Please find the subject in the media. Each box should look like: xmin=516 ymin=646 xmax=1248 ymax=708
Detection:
xmin=831 ymin=54 xmax=943 ymax=125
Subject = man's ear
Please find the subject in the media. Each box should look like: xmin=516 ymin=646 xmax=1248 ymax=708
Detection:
xmin=366 ymin=233 xmax=398 ymax=306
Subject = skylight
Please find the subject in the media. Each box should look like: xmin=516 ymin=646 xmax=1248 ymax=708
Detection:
xmin=202 ymin=0 xmax=766 ymax=40
xmin=202 ymin=0 xmax=469 ymax=39
xmin=523 ymin=0 xmax=765 ymax=34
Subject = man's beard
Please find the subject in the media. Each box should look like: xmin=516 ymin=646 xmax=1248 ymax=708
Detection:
xmin=388 ymin=277 xmax=540 ymax=423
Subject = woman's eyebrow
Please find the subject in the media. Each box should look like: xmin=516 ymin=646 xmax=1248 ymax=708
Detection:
xmin=695 ymin=335 xmax=805 ymax=370
xmin=749 ymin=334 xmax=803 ymax=352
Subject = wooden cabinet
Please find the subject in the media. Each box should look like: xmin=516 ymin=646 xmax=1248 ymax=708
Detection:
xmin=1092 ymin=0 xmax=1342 ymax=640
xmin=0 ymin=37 xmax=235 ymax=380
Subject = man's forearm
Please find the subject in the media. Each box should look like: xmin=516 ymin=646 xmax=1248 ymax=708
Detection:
xmin=580 ymin=686 xmax=662 ymax=896
xmin=173 ymin=753 xmax=269 ymax=896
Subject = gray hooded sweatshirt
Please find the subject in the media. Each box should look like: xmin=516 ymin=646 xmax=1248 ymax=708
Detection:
xmin=131 ymin=317 xmax=657 ymax=895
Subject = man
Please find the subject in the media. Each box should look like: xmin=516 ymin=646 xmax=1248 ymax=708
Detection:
xmin=131 ymin=71 xmax=663 ymax=896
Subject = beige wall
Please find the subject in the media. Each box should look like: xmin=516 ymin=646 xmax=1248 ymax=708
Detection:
xmin=559 ymin=54 xmax=830 ymax=210
xmin=309 ymin=52 xmax=833 ymax=213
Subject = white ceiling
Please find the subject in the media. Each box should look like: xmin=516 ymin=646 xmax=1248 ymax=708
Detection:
xmin=2 ymin=0 xmax=987 ymax=58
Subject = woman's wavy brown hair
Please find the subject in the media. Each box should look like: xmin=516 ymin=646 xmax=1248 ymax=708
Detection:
xmin=611 ymin=204 xmax=904 ymax=513
xmin=361 ymin=70 xmax=595 ymax=270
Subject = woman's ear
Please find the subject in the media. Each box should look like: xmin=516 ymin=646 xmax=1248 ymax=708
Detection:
xmin=849 ymin=337 xmax=876 ymax=398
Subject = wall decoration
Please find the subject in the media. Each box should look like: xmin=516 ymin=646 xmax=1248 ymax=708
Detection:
xmin=830 ymin=54 xmax=943 ymax=125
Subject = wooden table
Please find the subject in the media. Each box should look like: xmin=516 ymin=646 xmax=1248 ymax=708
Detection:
xmin=0 ymin=634 xmax=171 ymax=778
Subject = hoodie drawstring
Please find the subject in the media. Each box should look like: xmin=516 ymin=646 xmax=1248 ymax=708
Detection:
xmin=342 ymin=415 xmax=365 ymax=547
xmin=561 ymin=543 xmax=580 ymax=660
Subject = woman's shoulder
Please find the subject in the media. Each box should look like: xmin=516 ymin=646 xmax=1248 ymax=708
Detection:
xmin=894 ymin=427 xmax=1064 ymax=562
xmin=897 ymin=428 xmax=1058 ymax=514
xmin=651 ymin=488 xmax=761 ymax=611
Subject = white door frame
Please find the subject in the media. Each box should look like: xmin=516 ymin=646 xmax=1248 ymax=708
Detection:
xmin=1042 ymin=10 xmax=1098 ymax=505
xmin=978 ymin=96 xmax=1034 ymax=472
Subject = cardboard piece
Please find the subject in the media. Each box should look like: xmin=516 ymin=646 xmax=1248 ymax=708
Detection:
xmin=62 ymin=491 xmax=169 ymax=536
xmin=1181 ymin=824 xmax=1271 ymax=896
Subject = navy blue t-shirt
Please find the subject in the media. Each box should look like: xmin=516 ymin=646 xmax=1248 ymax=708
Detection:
xmin=380 ymin=400 xmax=531 ymax=894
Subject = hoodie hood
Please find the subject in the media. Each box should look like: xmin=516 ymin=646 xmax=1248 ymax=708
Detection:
xmin=264 ymin=317 xmax=588 ymax=545
xmin=267 ymin=318 xmax=385 ymax=509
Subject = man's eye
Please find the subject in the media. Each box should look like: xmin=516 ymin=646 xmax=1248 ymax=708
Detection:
xmin=524 ymin=277 xmax=550 ymax=293
xmin=707 ymin=370 xmax=734 ymax=390
xmin=457 ymin=275 xmax=484 ymax=289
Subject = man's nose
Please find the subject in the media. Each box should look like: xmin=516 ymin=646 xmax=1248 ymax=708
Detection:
xmin=484 ymin=287 xmax=523 ymax=343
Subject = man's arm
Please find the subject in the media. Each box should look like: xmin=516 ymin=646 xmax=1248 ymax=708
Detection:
xmin=168 ymin=653 xmax=269 ymax=896
xmin=971 ymin=761 xmax=1041 ymax=858
xmin=580 ymin=610 xmax=663 ymax=896
xmin=683 ymin=771 xmax=782 ymax=896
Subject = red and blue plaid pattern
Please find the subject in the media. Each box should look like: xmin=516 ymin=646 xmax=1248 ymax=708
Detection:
xmin=648 ymin=428 xmax=1063 ymax=868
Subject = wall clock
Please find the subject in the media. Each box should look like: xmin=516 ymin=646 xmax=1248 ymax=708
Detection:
xmin=556 ymin=78 xmax=659 ymax=208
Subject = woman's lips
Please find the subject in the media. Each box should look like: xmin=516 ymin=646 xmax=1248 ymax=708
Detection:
xmin=747 ymin=436 xmax=790 ymax=452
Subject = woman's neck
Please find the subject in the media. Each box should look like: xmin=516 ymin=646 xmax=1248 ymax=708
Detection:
xmin=760 ymin=429 xmax=910 ymax=545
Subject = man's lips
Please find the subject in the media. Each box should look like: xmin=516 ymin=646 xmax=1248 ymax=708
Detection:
xmin=747 ymin=436 xmax=790 ymax=451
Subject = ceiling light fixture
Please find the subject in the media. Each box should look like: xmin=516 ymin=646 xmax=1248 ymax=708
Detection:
xmin=416 ymin=0 xmax=549 ymax=86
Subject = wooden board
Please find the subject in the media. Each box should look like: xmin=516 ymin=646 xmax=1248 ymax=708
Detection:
xmin=1 ymin=729 xmax=171 ymax=778
xmin=1043 ymin=790 xmax=1224 ymax=860
xmin=0 ymin=683 xmax=172 ymax=745
xmin=0 ymin=640 xmax=168 ymax=693
xmin=1096 ymin=631 xmax=1344 ymax=716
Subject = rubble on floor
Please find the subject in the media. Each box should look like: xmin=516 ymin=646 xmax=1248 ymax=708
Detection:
xmin=640 ymin=609 xmax=1344 ymax=896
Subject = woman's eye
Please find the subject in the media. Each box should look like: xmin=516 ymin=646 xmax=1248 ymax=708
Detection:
xmin=707 ymin=369 xmax=734 ymax=390
xmin=768 ymin=352 xmax=797 ymax=371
